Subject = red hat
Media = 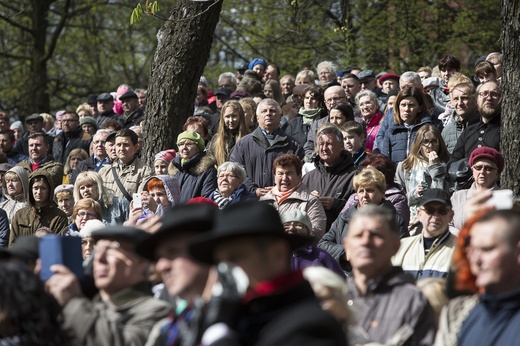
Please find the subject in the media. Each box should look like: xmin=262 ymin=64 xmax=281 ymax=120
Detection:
xmin=469 ymin=146 xmax=504 ymax=174
xmin=154 ymin=149 xmax=176 ymax=165
xmin=378 ymin=73 xmax=400 ymax=84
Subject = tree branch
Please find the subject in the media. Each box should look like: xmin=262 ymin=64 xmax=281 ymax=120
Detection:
xmin=43 ymin=0 xmax=71 ymax=62
xmin=0 ymin=12 xmax=31 ymax=34
xmin=0 ymin=52 xmax=30 ymax=60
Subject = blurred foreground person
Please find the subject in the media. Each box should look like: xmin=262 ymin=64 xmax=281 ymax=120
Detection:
xmin=189 ymin=202 xmax=347 ymax=346
xmin=46 ymin=225 xmax=171 ymax=346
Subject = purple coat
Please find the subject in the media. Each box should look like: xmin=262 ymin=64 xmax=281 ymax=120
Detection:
xmin=292 ymin=246 xmax=346 ymax=278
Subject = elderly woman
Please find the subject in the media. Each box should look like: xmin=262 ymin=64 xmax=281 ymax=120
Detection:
xmin=65 ymin=198 xmax=103 ymax=237
xmin=0 ymin=166 xmax=29 ymax=223
xmin=74 ymin=171 xmax=129 ymax=225
xmin=261 ymin=154 xmax=326 ymax=239
xmin=354 ymin=90 xmax=383 ymax=151
xmin=169 ymin=131 xmax=217 ymax=204
xmin=63 ymin=148 xmax=88 ymax=184
xmin=54 ymin=184 xmax=75 ymax=222
xmin=318 ymin=167 xmax=406 ymax=272
xmin=78 ymin=219 xmax=105 ymax=260
xmin=209 ymin=161 xmax=254 ymax=209
xmin=451 ymin=147 xmax=504 ymax=232
xmin=281 ymin=209 xmax=344 ymax=278
xmin=316 ymin=61 xmax=339 ymax=89
xmin=295 ymin=70 xmax=316 ymax=85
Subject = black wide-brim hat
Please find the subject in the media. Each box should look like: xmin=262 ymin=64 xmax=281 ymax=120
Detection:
xmin=189 ymin=201 xmax=313 ymax=264
xmin=135 ymin=203 xmax=217 ymax=261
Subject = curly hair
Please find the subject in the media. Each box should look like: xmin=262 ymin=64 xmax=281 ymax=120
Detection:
xmin=0 ymin=261 xmax=70 ymax=345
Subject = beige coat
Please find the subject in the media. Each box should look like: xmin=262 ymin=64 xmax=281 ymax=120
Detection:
xmin=261 ymin=183 xmax=326 ymax=239
xmin=98 ymin=157 xmax=152 ymax=200
xmin=62 ymin=283 xmax=172 ymax=346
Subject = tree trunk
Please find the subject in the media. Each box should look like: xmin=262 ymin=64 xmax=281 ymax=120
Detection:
xmin=500 ymin=0 xmax=520 ymax=196
xmin=142 ymin=0 xmax=223 ymax=166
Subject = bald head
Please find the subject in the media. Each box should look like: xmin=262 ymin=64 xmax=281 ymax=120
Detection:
xmin=324 ymin=86 xmax=347 ymax=110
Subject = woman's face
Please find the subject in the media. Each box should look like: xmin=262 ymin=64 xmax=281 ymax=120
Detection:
xmin=419 ymin=131 xmax=440 ymax=158
xmin=223 ymin=107 xmax=240 ymax=130
xmin=382 ymin=79 xmax=399 ymax=94
xmin=263 ymin=84 xmax=273 ymax=99
xmin=154 ymin=160 xmax=169 ymax=175
xmin=318 ymin=68 xmax=334 ymax=84
xmin=5 ymin=176 xmax=23 ymax=197
xmin=357 ymin=184 xmax=384 ymax=208
xmin=79 ymin=182 xmax=99 ymax=201
xmin=274 ymin=165 xmax=301 ymax=192
xmin=303 ymin=92 xmax=319 ymax=110
xmin=472 ymin=158 xmax=499 ymax=189
xmin=196 ymin=87 xmax=207 ymax=103
xmin=399 ymin=96 xmax=421 ymax=124
xmin=177 ymin=140 xmax=199 ymax=160
xmin=70 ymin=155 xmax=83 ymax=171
xmin=387 ymin=95 xmax=397 ymax=110
xmin=75 ymin=207 xmax=98 ymax=230
xmin=82 ymin=124 xmax=96 ymax=135
xmin=77 ymin=111 xmax=89 ymax=121
xmin=57 ymin=195 xmax=74 ymax=216
xmin=329 ymin=109 xmax=347 ymax=126
xmin=82 ymin=237 xmax=94 ymax=260
xmin=217 ymin=170 xmax=243 ymax=198
xmin=358 ymin=96 xmax=377 ymax=120
xmin=149 ymin=187 xmax=169 ymax=206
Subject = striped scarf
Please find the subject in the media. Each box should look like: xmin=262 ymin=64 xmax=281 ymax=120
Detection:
xmin=212 ymin=189 xmax=233 ymax=209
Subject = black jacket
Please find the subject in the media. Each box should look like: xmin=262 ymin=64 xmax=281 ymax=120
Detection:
xmin=52 ymin=127 xmax=92 ymax=164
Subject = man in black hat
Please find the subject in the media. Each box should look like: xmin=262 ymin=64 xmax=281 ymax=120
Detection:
xmin=96 ymin=92 xmax=121 ymax=129
xmin=393 ymin=188 xmax=456 ymax=280
xmin=189 ymin=202 xmax=347 ymax=346
xmin=120 ymin=91 xmax=144 ymax=128
xmin=46 ymin=225 xmax=171 ymax=346
xmin=0 ymin=236 xmax=39 ymax=269
xmin=13 ymin=114 xmax=53 ymax=157
xmin=135 ymin=203 xmax=216 ymax=346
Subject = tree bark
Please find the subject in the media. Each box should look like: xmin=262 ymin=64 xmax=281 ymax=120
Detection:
xmin=142 ymin=0 xmax=223 ymax=166
xmin=500 ymin=0 xmax=520 ymax=195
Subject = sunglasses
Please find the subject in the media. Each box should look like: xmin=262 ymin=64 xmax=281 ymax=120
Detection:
xmin=420 ymin=206 xmax=451 ymax=216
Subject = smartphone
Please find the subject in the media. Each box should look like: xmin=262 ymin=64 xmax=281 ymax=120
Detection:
xmin=486 ymin=189 xmax=514 ymax=210
xmin=133 ymin=193 xmax=142 ymax=208
xmin=40 ymin=235 xmax=83 ymax=281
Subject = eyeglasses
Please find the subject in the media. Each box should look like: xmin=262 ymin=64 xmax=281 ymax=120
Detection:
xmin=472 ymin=164 xmax=497 ymax=173
xmin=218 ymin=173 xmax=239 ymax=180
xmin=325 ymin=96 xmax=343 ymax=104
xmin=61 ymin=119 xmax=78 ymax=123
xmin=420 ymin=206 xmax=451 ymax=216
xmin=477 ymin=91 xmax=500 ymax=99
xmin=77 ymin=211 xmax=98 ymax=219
xmin=421 ymin=139 xmax=439 ymax=147
xmin=178 ymin=141 xmax=197 ymax=147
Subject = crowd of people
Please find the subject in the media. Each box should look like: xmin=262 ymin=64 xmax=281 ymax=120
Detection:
xmin=0 ymin=51 xmax=518 ymax=345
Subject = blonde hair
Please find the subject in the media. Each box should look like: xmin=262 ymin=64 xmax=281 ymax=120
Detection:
xmin=353 ymin=166 xmax=386 ymax=193
xmin=64 ymin=148 xmax=88 ymax=175
xmin=74 ymin=171 xmax=112 ymax=207
xmin=295 ymin=70 xmax=316 ymax=85
xmin=76 ymin=103 xmax=93 ymax=117
xmin=72 ymin=197 xmax=103 ymax=221
xmin=447 ymin=72 xmax=471 ymax=90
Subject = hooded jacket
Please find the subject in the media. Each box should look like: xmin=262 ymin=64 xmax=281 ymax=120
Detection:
xmin=169 ymin=152 xmax=217 ymax=204
xmin=142 ymin=175 xmax=181 ymax=207
xmin=53 ymin=127 xmax=92 ymax=164
xmin=9 ymin=170 xmax=69 ymax=246
xmin=0 ymin=166 xmax=29 ymax=222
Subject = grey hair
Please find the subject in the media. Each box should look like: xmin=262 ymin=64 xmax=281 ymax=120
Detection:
xmin=350 ymin=205 xmax=400 ymax=236
xmin=317 ymin=61 xmax=337 ymax=76
xmin=256 ymin=98 xmax=282 ymax=116
xmin=355 ymin=89 xmax=378 ymax=105
xmin=94 ymin=129 xmax=111 ymax=141
xmin=486 ymin=52 xmax=502 ymax=63
xmin=280 ymin=74 xmax=295 ymax=83
xmin=134 ymin=88 xmax=147 ymax=95
xmin=316 ymin=123 xmax=343 ymax=145
xmin=217 ymin=161 xmax=247 ymax=182
xmin=218 ymin=72 xmax=237 ymax=86
xmin=400 ymin=71 xmax=422 ymax=88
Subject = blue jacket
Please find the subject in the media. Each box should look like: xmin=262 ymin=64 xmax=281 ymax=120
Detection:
xmin=380 ymin=113 xmax=432 ymax=163
xmin=458 ymin=287 xmax=520 ymax=346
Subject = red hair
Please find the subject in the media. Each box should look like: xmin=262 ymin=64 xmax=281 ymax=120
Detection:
xmin=146 ymin=178 xmax=164 ymax=191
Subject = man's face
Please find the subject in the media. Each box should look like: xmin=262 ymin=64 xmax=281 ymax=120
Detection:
xmin=115 ymin=136 xmax=137 ymax=164
xmin=280 ymin=77 xmax=294 ymax=95
xmin=341 ymin=78 xmax=361 ymax=101
xmin=440 ymin=68 xmax=457 ymax=84
xmin=360 ymin=78 xmax=377 ymax=91
xmin=469 ymin=219 xmax=520 ymax=294
xmin=487 ymin=58 xmax=502 ymax=77
xmin=343 ymin=131 xmax=364 ymax=153
xmin=274 ymin=165 xmax=301 ymax=192
xmin=26 ymin=120 xmax=43 ymax=134
xmin=97 ymin=99 xmax=114 ymax=113
xmin=215 ymin=237 xmax=283 ymax=288
xmin=263 ymin=66 xmax=279 ymax=82
xmin=477 ymin=82 xmax=501 ymax=121
xmin=218 ymin=77 xmax=236 ymax=91
xmin=257 ymin=102 xmax=281 ymax=132
xmin=344 ymin=216 xmax=400 ymax=277
xmin=61 ymin=113 xmax=80 ymax=132
xmin=136 ymin=91 xmax=147 ymax=109
xmin=216 ymin=95 xmax=229 ymax=109
xmin=32 ymin=180 xmax=49 ymax=205
xmin=28 ymin=136 xmax=49 ymax=161
xmin=155 ymin=234 xmax=209 ymax=301
xmin=94 ymin=239 xmax=148 ymax=296
xmin=121 ymin=98 xmax=140 ymax=115
xmin=450 ymin=86 xmax=477 ymax=120
xmin=318 ymin=133 xmax=343 ymax=166
xmin=0 ymin=118 xmax=9 ymax=131
xmin=324 ymin=86 xmax=347 ymax=110
xmin=417 ymin=202 xmax=453 ymax=237
xmin=105 ymin=140 xmax=117 ymax=160
xmin=0 ymin=133 xmax=13 ymax=152
xmin=57 ymin=195 xmax=74 ymax=216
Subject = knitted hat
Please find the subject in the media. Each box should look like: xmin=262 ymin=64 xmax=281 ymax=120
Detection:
xmin=80 ymin=116 xmax=98 ymax=130
xmin=54 ymin=184 xmax=74 ymax=197
xmin=177 ymin=131 xmax=205 ymax=151
xmin=469 ymin=146 xmax=504 ymax=174
xmin=154 ymin=149 xmax=176 ymax=165
xmin=10 ymin=121 xmax=23 ymax=132
xmin=248 ymin=58 xmax=267 ymax=70
xmin=280 ymin=209 xmax=313 ymax=235
xmin=79 ymin=219 xmax=106 ymax=238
